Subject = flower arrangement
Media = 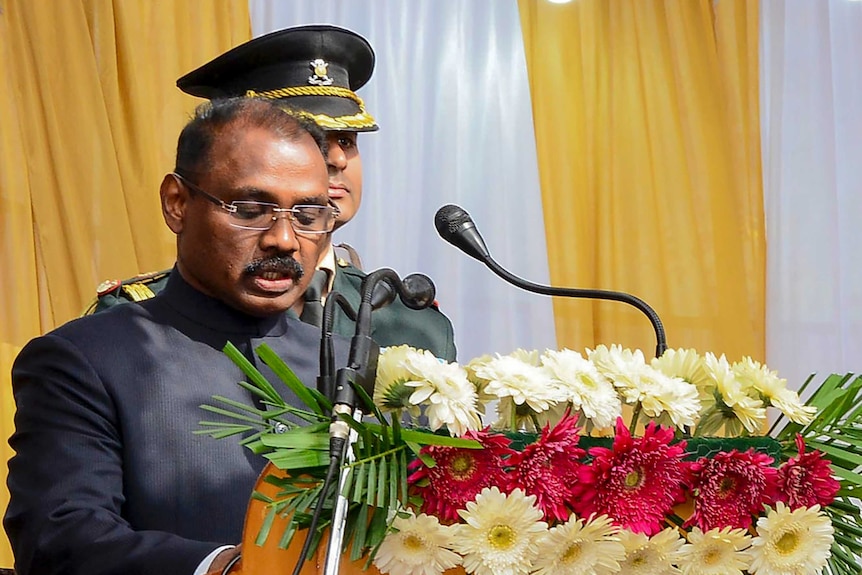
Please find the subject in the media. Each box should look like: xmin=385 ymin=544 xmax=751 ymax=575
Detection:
xmin=200 ymin=344 xmax=862 ymax=575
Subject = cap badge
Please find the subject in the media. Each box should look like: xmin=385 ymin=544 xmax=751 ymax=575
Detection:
xmin=308 ymin=59 xmax=334 ymax=86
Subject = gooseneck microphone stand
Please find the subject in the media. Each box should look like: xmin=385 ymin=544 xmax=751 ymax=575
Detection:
xmin=291 ymin=269 xmax=437 ymax=575
xmin=434 ymin=204 xmax=668 ymax=358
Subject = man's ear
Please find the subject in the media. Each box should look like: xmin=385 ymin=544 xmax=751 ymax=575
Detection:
xmin=160 ymin=173 xmax=187 ymax=234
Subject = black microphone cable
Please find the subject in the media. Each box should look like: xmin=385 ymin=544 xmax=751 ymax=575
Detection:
xmin=434 ymin=204 xmax=668 ymax=358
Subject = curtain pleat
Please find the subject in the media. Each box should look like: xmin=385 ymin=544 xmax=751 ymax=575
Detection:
xmin=519 ymin=0 xmax=765 ymax=361
xmin=0 ymin=1 xmax=250 ymax=564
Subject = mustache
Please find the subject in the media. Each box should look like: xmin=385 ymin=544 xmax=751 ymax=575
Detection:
xmin=244 ymin=256 xmax=304 ymax=279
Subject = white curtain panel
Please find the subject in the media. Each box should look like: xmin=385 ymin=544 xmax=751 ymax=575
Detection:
xmin=760 ymin=0 xmax=862 ymax=389
xmin=249 ymin=0 xmax=557 ymax=361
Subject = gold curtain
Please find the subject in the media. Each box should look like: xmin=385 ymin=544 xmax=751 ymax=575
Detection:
xmin=0 ymin=0 xmax=250 ymax=565
xmin=518 ymin=0 xmax=764 ymax=361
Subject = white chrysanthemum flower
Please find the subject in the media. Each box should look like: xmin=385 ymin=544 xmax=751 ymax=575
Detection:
xmin=473 ymin=354 xmax=565 ymax=414
xmin=509 ymin=348 xmax=542 ymax=366
xmin=588 ymin=344 xmax=647 ymax=391
xmin=637 ymin=366 xmax=701 ymax=429
xmin=464 ymin=353 xmax=497 ymax=408
xmin=541 ymin=348 xmax=622 ymax=430
xmin=652 ymin=348 xmax=713 ymax=409
xmin=401 ymin=349 xmax=481 ymax=436
xmin=702 ymin=353 xmax=766 ymax=434
xmin=452 ymin=487 xmax=548 ymax=575
xmin=770 ymin=388 xmax=817 ymax=425
xmin=532 ymin=514 xmax=625 ymax=575
xmin=733 ymin=357 xmax=816 ymax=425
xmin=732 ymin=356 xmax=783 ymax=396
xmin=588 ymin=344 xmax=699 ymax=430
xmin=587 ymin=345 xmax=700 ymax=427
xmin=749 ymin=503 xmax=834 ymax=575
xmin=676 ymin=526 xmax=752 ymax=575
xmin=618 ymin=528 xmax=684 ymax=575
xmin=375 ymin=345 xmax=422 ymax=414
xmin=373 ymin=512 xmax=462 ymax=575
xmin=652 ymin=348 xmax=709 ymax=387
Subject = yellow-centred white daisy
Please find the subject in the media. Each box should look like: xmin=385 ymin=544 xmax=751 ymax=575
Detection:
xmin=401 ymin=349 xmax=481 ymax=436
xmin=637 ymin=366 xmax=701 ymax=429
xmin=732 ymin=356 xmax=816 ymax=424
xmin=473 ymin=354 xmax=564 ymax=414
xmin=618 ymin=527 xmax=685 ymax=575
xmin=749 ymin=503 xmax=834 ymax=575
xmin=588 ymin=344 xmax=646 ymax=392
xmin=676 ymin=526 xmax=752 ymax=575
xmin=532 ymin=513 xmax=625 ymax=575
xmin=464 ymin=353 xmax=497 ymax=411
xmin=651 ymin=348 xmax=710 ymax=390
xmin=374 ymin=345 xmax=422 ymax=414
xmin=541 ymin=348 xmax=622 ymax=430
xmin=373 ymin=512 xmax=461 ymax=575
xmin=702 ymin=352 xmax=766 ymax=434
xmin=452 ymin=487 xmax=548 ymax=575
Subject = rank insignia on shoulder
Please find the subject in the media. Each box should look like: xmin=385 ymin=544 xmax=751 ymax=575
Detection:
xmin=83 ymin=269 xmax=172 ymax=316
xmin=96 ymin=279 xmax=121 ymax=296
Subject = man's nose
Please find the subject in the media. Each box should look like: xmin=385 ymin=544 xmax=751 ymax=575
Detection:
xmin=259 ymin=213 xmax=299 ymax=252
xmin=327 ymin=143 xmax=348 ymax=171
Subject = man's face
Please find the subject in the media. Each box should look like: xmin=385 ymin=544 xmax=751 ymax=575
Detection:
xmin=325 ymin=131 xmax=363 ymax=229
xmin=164 ymin=125 xmax=330 ymax=317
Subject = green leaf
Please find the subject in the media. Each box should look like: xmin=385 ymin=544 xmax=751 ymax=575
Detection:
xmin=277 ymin=520 xmax=297 ymax=551
xmin=366 ymin=504 xmax=390 ymax=551
xmin=222 ymin=342 xmax=282 ymax=404
xmin=367 ymin=459 xmax=378 ymax=508
xmin=265 ymin=449 xmax=329 ymax=470
xmin=256 ymin=343 xmax=322 ymax=414
xmin=352 ymin=461 xmax=368 ymax=503
xmin=351 ymin=504 xmax=370 ymax=561
xmin=399 ymin=449 xmax=408 ymax=504
xmin=258 ymin=423 xmax=330 ymax=449
xmin=377 ymin=454 xmax=388 ymax=508
xmin=194 ymin=421 xmax=255 ymax=439
xmin=362 ymin=424 xmax=481 ymax=448
xmin=256 ymin=505 xmax=277 ymax=546
xmin=198 ymin=404 xmax=266 ymax=426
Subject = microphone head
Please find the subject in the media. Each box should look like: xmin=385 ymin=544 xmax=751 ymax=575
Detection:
xmin=434 ymin=204 xmax=472 ymax=241
xmin=434 ymin=204 xmax=491 ymax=262
xmin=400 ymin=273 xmax=436 ymax=310
xmin=370 ymin=279 xmax=397 ymax=310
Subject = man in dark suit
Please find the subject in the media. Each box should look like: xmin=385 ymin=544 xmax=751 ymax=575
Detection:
xmin=4 ymin=97 xmax=348 ymax=575
xmin=91 ymin=25 xmax=457 ymax=362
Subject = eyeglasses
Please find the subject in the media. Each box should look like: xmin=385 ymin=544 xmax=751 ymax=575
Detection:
xmin=172 ymin=172 xmax=337 ymax=233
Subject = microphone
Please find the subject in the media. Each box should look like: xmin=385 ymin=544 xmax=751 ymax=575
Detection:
xmin=371 ymin=272 xmax=437 ymax=311
xmin=434 ymin=204 xmax=668 ymax=358
xmin=321 ymin=268 xmax=428 ymax=575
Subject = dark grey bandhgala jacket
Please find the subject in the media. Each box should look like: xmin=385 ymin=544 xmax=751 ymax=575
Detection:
xmin=4 ymin=269 xmax=349 ymax=575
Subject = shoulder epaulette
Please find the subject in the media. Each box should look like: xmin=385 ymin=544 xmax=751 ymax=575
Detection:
xmin=100 ymin=270 xmax=170 ymax=300
xmin=83 ymin=269 xmax=171 ymax=315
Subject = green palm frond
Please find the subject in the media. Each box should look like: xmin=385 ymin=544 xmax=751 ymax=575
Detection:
xmin=198 ymin=341 xmax=480 ymax=560
xmin=771 ymin=373 xmax=862 ymax=574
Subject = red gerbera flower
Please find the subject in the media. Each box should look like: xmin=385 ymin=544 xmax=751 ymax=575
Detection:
xmin=688 ymin=448 xmax=778 ymax=531
xmin=407 ymin=428 xmax=515 ymax=523
xmin=572 ymin=418 xmax=690 ymax=535
xmin=509 ymin=411 xmax=585 ymax=522
xmin=776 ymin=434 xmax=840 ymax=509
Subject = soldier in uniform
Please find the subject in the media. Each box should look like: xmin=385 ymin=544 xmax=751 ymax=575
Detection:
xmin=90 ymin=25 xmax=456 ymax=361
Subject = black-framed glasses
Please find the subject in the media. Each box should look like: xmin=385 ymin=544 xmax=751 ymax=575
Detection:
xmin=172 ymin=172 xmax=337 ymax=234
